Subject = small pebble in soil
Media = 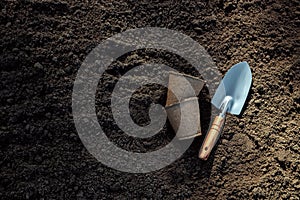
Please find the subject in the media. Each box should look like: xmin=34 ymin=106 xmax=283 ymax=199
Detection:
xmin=254 ymin=99 xmax=262 ymax=106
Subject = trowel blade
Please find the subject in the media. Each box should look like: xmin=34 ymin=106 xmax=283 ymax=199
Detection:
xmin=212 ymin=61 xmax=252 ymax=115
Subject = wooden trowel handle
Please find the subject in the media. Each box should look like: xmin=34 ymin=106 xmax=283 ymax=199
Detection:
xmin=199 ymin=115 xmax=225 ymax=160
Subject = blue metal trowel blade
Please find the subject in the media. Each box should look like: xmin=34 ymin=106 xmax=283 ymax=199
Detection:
xmin=212 ymin=61 xmax=252 ymax=115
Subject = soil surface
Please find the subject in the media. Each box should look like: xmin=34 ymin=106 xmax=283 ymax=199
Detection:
xmin=1 ymin=0 xmax=299 ymax=199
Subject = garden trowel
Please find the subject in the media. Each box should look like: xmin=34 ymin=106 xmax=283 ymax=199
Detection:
xmin=199 ymin=61 xmax=252 ymax=160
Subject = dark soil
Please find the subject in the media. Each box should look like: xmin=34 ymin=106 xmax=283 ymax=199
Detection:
xmin=1 ymin=0 xmax=299 ymax=199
